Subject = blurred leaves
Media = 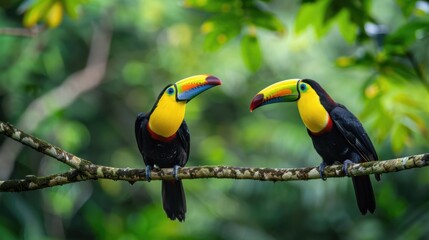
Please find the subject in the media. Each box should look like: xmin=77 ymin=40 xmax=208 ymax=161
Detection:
xmin=333 ymin=2 xmax=429 ymax=153
xmin=385 ymin=16 xmax=429 ymax=52
xmin=295 ymin=0 xmax=331 ymax=38
xmin=185 ymin=0 xmax=285 ymax=72
xmin=241 ymin=31 xmax=262 ymax=71
xmin=360 ymin=76 xmax=429 ymax=153
xmin=200 ymin=15 xmax=241 ymax=51
xmin=21 ymin=0 xmax=85 ymax=28
xmin=295 ymin=0 xmax=371 ymax=42
xmin=315 ymin=2 xmax=429 ymax=154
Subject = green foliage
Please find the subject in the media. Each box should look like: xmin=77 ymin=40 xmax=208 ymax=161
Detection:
xmin=334 ymin=6 xmax=429 ymax=153
xmin=295 ymin=0 xmax=371 ymax=42
xmin=386 ymin=16 xmax=429 ymax=51
xmin=200 ymin=15 xmax=242 ymax=51
xmin=241 ymin=31 xmax=262 ymax=72
xmin=295 ymin=0 xmax=332 ymax=38
xmin=21 ymin=0 xmax=85 ymax=28
xmin=395 ymin=0 xmax=419 ymax=16
xmin=185 ymin=0 xmax=285 ymax=71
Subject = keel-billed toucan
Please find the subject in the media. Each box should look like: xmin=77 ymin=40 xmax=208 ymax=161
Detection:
xmin=250 ymin=79 xmax=380 ymax=215
xmin=135 ymin=74 xmax=221 ymax=221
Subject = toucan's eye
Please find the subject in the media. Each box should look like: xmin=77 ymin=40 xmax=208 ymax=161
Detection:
xmin=299 ymin=83 xmax=307 ymax=92
xmin=166 ymin=87 xmax=175 ymax=95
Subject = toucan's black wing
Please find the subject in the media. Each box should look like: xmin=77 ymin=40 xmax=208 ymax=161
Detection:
xmin=330 ymin=104 xmax=378 ymax=163
xmin=135 ymin=112 xmax=150 ymax=165
xmin=331 ymin=105 xmax=380 ymax=212
xmin=177 ymin=120 xmax=190 ymax=167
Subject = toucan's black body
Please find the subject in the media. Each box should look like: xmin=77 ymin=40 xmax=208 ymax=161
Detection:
xmin=133 ymin=74 xmax=221 ymax=222
xmin=304 ymin=80 xmax=379 ymax=215
xmin=251 ymin=78 xmax=380 ymax=215
xmin=135 ymin=112 xmax=189 ymax=222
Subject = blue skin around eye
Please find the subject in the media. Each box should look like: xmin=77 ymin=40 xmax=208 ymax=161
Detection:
xmin=167 ymin=87 xmax=175 ymax=95
xmin=300 ymin=84 xmax=307 ymax=91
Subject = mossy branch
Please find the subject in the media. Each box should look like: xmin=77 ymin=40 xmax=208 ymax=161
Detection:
xmin=0 ymin=121 xmax=428 ymax=192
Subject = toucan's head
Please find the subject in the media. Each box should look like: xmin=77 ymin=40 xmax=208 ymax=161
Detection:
xmin=154 ymin=75 xmax=222 ymax=106
xmin=149 ymin=74 xmax=221 ymax=138
xmin=250 ymin=79 xmax=334 ymax=111
xmin=250 ymin=79 xmax=336 ymax=133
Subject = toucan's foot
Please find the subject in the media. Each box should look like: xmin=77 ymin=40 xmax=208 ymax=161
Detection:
xmin=318 ymin=162 xmax=327 ymax=181
xmin=145 ymin=165 xmax=152 ymax=182
xmin=375 ymin=173 xmax=381 ymax=181
xmin=172 ymin=165 xmax=180 ymax=180
xmin=342 ymin=160 xmax=354 ymax=176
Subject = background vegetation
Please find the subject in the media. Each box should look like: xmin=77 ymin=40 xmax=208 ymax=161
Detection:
xmin=1 ymin=0 xmax=429 ymax=239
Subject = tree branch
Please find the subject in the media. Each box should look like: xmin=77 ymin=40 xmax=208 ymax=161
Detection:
xmin=1 ymin=121 xmax=428 ymax=192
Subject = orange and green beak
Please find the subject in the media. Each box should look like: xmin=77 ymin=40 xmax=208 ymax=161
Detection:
xmin=175 ymin=74 xmax=222 ymax=102
xmin=250 ymin=79 xmax=301 ymax=112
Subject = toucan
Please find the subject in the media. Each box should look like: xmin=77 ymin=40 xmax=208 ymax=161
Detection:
xmin=135 ymin=74 xmax=221 ymax=221
xmin=250 ymin=79 xmax=380 ymax=215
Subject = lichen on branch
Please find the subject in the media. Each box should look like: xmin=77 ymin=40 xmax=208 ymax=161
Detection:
xmin=0 ymin=121 xmax=428 ymax=192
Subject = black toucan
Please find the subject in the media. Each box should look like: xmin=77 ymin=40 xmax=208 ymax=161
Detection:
xmin=135 ymin=74 xmax=221 ymax=221
xmin=250 ymin=79 xmax=380 ymax=215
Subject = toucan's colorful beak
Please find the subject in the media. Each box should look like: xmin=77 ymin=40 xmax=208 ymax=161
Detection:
xmin=175 ymin=74 xmax=222 ymax=102
xmin=250 ymin=79 xmax=301 ymax=112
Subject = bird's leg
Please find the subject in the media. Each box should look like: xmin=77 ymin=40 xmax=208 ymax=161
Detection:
xmin=375 ymin=173 xmax=381 ymax=182
xmin=145 ymin=165 xmax=153 ymax=182
xmin=318 ymin=162 xmax=327 ymax=181
xmin=342 ymin=159 xmax=354 ymax=176
xmin=172 ymin=165 xmax=181 ymax=180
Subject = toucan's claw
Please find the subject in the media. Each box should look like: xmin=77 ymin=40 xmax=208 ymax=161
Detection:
xmin=145 ymin=165 xmax=152 ymax=182
xmin=173 ymin=165 xmax=180 ymax=180
xmin=318 ymin=162 xmax=327 ymax=181
xmin=342 ymin=160 xmax=354 ymax=176
xmin=375 ymin=173 xmax=381 ymax=181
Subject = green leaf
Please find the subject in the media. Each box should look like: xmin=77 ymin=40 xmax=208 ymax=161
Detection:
xmin=183 ymin=0 xmax=241 ymax=13
xmin=336 ymin=9 xmax=358 ymax=43
xmin=294 ymin=0 xmax=331 ymax=37
xmin=203 ymin=29 xmax=240 ymax=51
xmin=332 ymin=0 xmax=371 ymax=29
xmin=395 ymin=0 xmax=419 ymax=17
xmin=391 ymin=122 xmax=409 ymax=153
xmin=63 ymin=0 xmax=84 ymax=19
xmin=241 ymin=33 xmax=262 ymax=71
xmin=294 ymin=2 xmax=315 ymax=34
xmin=247 ymin=8 xmax=285 ymax=35
xmin=202 ymin=15 xmax=242 ymax=51
xmin=22 ymin=0 xmax=54 ymax=27
xmin=386 ymin=17 xmax=429 ymax=51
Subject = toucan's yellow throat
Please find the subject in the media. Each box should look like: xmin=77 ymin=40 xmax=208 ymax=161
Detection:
xmin=148 ymin=74 xmax=221 ymax=138
xmin=296 ymin=82 xmax=331 ymax=134
xmin=250 ymin=79 xmax=332 ymax=134
xmin=149 ymin=88 xmax=186 ymax=138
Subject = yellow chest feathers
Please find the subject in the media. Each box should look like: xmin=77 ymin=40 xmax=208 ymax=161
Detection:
xmin=296 ymin=88 xmax=330 ymax=134
xmin=148 ymin=94 xmax=186 ymax=138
